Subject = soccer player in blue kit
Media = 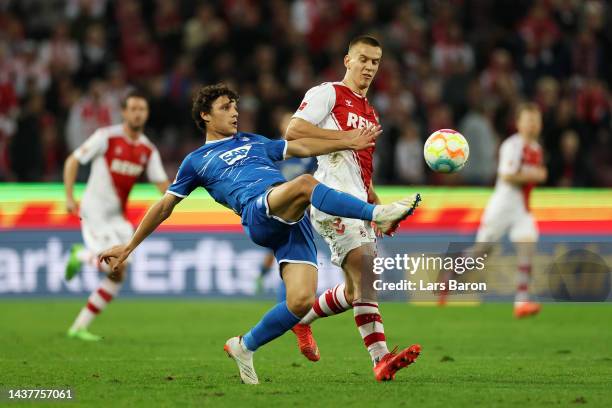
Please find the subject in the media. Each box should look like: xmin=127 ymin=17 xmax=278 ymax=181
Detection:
xmin=100 ymin=84 xmax=421 ymax=384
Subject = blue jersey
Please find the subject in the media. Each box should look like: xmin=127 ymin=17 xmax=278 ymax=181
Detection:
xmin=167 ymin=132 xmax=288 ymax=215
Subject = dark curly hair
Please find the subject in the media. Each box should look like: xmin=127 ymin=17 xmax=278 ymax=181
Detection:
xmin=191 ymin=83 xmax=239 ymax=132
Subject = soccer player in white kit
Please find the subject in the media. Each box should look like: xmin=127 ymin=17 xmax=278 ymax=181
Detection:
xmin=63 ymin=91 xmax=169 ymax=341
xmin=461 ymin=103 xmax=546 ymax=318
xmin=285 ymin=35 xmax=421 ymax=381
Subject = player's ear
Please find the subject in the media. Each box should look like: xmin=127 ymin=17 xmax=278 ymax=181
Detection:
xmin=344 ymin=54 xmax=351 ymax=69
xmin=200 ymin=111 xmax=210 ymax=124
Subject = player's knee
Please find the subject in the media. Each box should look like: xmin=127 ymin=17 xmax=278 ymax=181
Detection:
xmin=294 ymin=174 xmax=318 ymax=198
xmin=286 ymin=291 xmax=315 ymax=317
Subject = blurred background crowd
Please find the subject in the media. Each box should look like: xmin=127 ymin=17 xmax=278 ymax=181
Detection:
xmin=0 ymin=0 xmax=610 ymax=186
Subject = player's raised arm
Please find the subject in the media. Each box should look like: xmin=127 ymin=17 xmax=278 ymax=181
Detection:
xmin=100 ymin=193 xmax=181 ymax=271
xmin=285 ymin=125 xmax=381 ymax=159
xmin=501 ymin=167 xmax=547 ymax=185
xmin=285 ymin=117 xmax=350 ymax=141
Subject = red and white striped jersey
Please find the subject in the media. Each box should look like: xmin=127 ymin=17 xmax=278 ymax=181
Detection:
xmin=293 ymin=82 xmax=379 ymax=202
xmin=493 ymin=133 xmax=543 ymax=211
xmin=73 ymin=124 xmax=168 ymax=219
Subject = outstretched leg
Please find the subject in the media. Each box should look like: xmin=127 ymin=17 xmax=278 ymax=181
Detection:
xmin=267 ymin=174 xmax=419 ymax=234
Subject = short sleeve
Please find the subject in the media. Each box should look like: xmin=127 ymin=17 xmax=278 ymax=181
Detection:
xmin=498 ymin=139 xmax=522 ymax=175
xmin=167 ymin=155 xmax=198 ymax=198
xmin=146 ymin=148 xmax=169 ymax=183
xmin=292 ymin=83 xmax=336 ymax=126
xmin=73 ymin=129 xmax=108 ymax=164
xmin=266 ymin=139 xmax=288 ymax=161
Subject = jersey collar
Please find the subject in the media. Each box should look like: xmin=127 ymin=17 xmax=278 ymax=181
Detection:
xmin=205 ymin=135 xmax=234 ymax=144
xmin=337 ymin=81 xmax=367 ymax=99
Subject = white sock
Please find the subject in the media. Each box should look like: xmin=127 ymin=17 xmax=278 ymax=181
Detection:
xmin=300 ymin=283 xmax=351 ymax=325
xmin=354 ymin=301 xmax=389 ymax=365
xmin=239 ymin=337 xmax=254 ymax=356
xmin=514 ymin=263 xmax=531 ymax=305
xmin=70 ymin=278 xmax=121 ymax=330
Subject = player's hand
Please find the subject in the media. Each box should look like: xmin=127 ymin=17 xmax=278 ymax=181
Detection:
xmin=535 ymin=166 xmax=547 ymax=183
xmin=371 ymin=221 xmax=384 ymax=238
xmin=66 ymin=197 xmax=79 ymax=216
xmin=347 ymin=125 xmax=382 ymax=151
xmin=100 ymin=245 xmax=131 ymax=273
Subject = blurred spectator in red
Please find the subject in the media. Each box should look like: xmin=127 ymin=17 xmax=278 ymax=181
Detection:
xmin=39 ymin=22 xmax=80 ymax=77
xmin=518 ymin=2 xmax=560 ymax=48
xmin=576 ymin=79 xmax=609 ymax=126
xmin=65 ymin=80 xmax=112 ymax=151
xmin=121 ymin=30 xmax=163 ymax=82
xmin=12 ymin=42 xmax=51 ymax=98
xmin=0 ymin=67 xmax=18 ymax=180
xmin=480 ymin=49 xmax=522 ymax=101
xmin=115 ymin=0 xmax=146 ymax=43
xmin=430 ymin=1 xmax=456 ymax=45
xmin=432 ymin=24 xmax=474 ymax=76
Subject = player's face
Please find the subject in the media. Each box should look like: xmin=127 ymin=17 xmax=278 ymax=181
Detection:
xmin=205 ymin=95 xmax=239 ymax=136
xmin=344 ymin=44 xmax=382 ymax=90
xmin=517 ymin=110 xmax=542 ymax=140
xmin=122 ymin=97 xmax=149 ymax=131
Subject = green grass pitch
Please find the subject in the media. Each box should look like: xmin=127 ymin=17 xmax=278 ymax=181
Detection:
xmin=1 ymin=301 xmax=611 ymax=407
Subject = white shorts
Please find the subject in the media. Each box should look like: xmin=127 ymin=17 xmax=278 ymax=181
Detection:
xmin=310 ymin=207 xmax=376 ymax=266
xmin=81 ymin=214 xmax=134 ymax=255
xmin=476 ymin=204 xmax=539 ymax=243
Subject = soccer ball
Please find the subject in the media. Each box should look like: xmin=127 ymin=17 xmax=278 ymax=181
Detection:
xmin=423 ymin=129 xmax=469 ymax=173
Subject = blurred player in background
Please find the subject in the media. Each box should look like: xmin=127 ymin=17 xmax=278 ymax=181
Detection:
xmin=100 ymin=84 xmax=419 ymax=384
xmin=285 ymin=35 xmax=421 ymax=381
xmin=256 ymin=110 xmax=316 ymax=297
xmin=439 ymin=103 xmax=546 ymax=318
xmin=63 ymin=91 xmax=169 ymax=341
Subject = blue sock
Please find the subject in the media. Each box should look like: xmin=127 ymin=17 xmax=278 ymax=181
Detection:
xmin=242 ymin=301 xmax=300 ymax=351
xmin=310 ymin=183 xmax=375 ymax=221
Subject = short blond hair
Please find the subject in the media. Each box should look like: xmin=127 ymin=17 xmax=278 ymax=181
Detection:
xmin=515 ymin=102 xmax=541 ymax=119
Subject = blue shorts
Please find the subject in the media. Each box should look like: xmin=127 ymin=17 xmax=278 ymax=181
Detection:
xmin=241 ymin=190 xmax=318 ymax=269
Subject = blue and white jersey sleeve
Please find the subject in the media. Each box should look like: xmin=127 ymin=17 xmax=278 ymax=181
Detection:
xmin=266 ymin=139 xmax=288 ymax=161
xmin=167 ymin=155 xmax=199 ymax=198
xmin=250 ymin=134 xmax=287 ymax=161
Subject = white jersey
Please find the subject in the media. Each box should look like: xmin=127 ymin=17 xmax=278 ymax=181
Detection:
xmin=292 ymin=81 xmax=379 ymax=201
xmin=488 ymin=133 xmax=543 ymax=212
xmin=73 ymin=124 xmax=168 ymax=221
xmin=476 ymin=133 xmax=543 ymax=243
